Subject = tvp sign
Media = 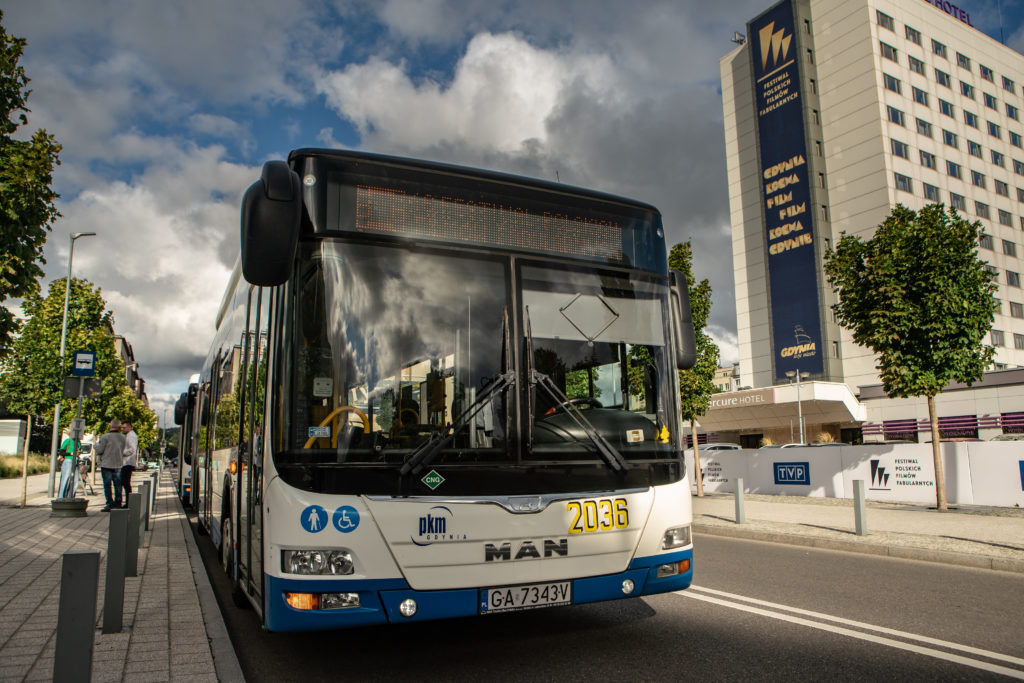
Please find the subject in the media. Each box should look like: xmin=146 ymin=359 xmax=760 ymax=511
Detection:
xmin=774 ymin=461 xmax=810 ymax=485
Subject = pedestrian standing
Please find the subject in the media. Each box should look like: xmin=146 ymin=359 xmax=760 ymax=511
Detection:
xmin=120 ymin=419 xmax=138 ymax=502
xmin=94 ymin=419 xmax=126 ymax=511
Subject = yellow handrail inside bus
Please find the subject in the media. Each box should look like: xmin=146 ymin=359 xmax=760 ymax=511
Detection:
xmin=303 ymin=405 xmax=371 ymax=449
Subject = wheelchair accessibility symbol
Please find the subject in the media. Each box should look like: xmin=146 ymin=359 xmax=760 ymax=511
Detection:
xmin=300 ymin=505 xmax=328 ymax=533
xmin=333 ymin=506 xmax=360 ymax=533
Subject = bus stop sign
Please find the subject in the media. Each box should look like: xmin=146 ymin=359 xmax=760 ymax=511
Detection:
xmin=71 ymin=350 xmax=96 ymax=377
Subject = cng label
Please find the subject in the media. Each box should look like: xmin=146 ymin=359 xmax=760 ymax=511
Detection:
xmin=422 ymin=469 xmax=445 ymax=490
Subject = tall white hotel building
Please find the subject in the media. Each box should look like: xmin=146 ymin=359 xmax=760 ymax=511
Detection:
xmin=706 ymin=0 xmax=1024 ymax=446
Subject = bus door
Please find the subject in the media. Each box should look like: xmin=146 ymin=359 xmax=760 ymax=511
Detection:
xmin=239 ymin=286 xmax=270 ymax=606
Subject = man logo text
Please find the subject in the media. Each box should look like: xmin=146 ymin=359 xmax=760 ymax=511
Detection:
xmin=485 ymin=539 xmax=569 ymax=562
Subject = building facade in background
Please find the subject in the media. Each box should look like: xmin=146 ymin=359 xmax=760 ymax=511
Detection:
xmin=712 ymin=0 xmax=1024 ymax=445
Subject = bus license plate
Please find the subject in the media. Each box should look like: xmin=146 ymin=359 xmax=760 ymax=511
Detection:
xmin=481 ymin=581 xmax=572 ymax=613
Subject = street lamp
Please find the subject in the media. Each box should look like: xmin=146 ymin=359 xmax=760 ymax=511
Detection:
xmin=47 ymin=231 xmax=97 ymax=497
xmin=785 ymin=370 xmax=811 ymax=445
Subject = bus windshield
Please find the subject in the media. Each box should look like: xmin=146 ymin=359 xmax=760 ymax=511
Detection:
xmin=275 ymin=239 xmax=682 ymax=496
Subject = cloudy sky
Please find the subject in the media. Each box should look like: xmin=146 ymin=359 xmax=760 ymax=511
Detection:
xmin=5 ymin=0 xmax=1024 ymax=425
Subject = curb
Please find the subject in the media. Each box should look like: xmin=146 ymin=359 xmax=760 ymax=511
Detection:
xmin=693 ymin=523 xmax=1024 ymax=574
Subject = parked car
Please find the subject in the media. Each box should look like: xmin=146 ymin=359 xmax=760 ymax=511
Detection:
xmin=702 ymin=443 xmax=741 ymax=451
xmin=990 ymin=433 xmax=1024 ymax=441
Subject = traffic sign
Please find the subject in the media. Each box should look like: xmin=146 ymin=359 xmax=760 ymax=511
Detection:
xmin=71 ymin=350 xmax=96 ymax=377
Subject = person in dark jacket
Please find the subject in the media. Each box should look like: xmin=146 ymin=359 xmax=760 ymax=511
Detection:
xmin=94 ymin=419 xmax=126 ymax=511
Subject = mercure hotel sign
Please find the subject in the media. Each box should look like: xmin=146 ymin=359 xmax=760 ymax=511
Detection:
xmin=922 ymin=0 xmax=973 ymax=27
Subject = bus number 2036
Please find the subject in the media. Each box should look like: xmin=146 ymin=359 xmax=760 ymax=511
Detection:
xmin=566 ymin=498 xmax=628 ymax=534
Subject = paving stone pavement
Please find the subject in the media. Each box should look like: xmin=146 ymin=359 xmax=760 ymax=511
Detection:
xmin=0 ymin=470 xmax=242 ymax=683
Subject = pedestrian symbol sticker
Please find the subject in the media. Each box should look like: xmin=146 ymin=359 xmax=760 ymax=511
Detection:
xmin=333 ymin=506 xmax=360 ymax=533
xmin=301 ymin=505 xmax=328 ymax=533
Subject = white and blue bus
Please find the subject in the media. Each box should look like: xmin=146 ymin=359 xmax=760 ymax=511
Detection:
xmin=183 ymin=149 xmax=698 ymax=631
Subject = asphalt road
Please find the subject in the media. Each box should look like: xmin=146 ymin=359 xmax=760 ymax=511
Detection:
xmin=193 ymin=524 xmax=1024 ymax=681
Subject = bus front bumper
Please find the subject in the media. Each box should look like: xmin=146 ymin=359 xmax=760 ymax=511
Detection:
xmin=263 ymin=548 xmax=692 ymax=632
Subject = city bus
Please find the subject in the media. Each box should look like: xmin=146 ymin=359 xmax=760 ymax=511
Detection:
xmin=182 ymin=149 xmax=698 ymax=631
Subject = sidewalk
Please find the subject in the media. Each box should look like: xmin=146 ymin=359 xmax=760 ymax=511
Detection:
xmin=693 ymin=491 xmax=1024 ymax=573
xmin=0 ymin=469 xmax=242 ymax=682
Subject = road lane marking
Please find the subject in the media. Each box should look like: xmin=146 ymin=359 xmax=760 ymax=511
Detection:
xmin=676 ymin=586 xmax=1024 ymax=679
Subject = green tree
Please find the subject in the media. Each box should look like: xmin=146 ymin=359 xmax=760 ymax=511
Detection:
xmin=823 ymin=204 xmax=996 ymax=510
xmin=0 ymin=12 xmax=62 ymax=353
xmin=668 ymin=242 xmax=719 ymax=496
xmin=0 ymin=278 xmax=156 ymax=445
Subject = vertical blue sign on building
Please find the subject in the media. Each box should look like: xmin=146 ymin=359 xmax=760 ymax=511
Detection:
xmin=748 ymin=0 xmax=825 ymax=381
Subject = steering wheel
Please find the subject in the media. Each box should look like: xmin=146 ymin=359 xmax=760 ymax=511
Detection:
xmin=545 ymin=397 xmax=603 ymax=416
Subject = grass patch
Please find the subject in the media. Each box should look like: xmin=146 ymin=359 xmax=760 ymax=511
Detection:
xmin=0 ymin=453 xmax=53 ymax=478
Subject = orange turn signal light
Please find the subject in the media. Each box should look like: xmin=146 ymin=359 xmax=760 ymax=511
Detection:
xmin=679 ymin=559 xmax=691 ymax=574
xmin=285 ymin=592 xmax=318 ymax=610
xmin=229 ymin=461 xmax=237 ymax=475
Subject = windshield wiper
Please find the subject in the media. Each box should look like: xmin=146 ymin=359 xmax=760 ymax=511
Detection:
xmin=400 ymin=369 xmax=515 ymax=476
xmin=523 ymin=304 xmax=627 ymax=473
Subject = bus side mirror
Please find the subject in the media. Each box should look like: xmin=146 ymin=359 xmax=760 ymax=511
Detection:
xmin=670 ymin=269 xmax=697 ymax=370
xmin=174 ymin=392 xmax=188 ymax=426
xmin=241 ymin=160 xmax=301 ymax=287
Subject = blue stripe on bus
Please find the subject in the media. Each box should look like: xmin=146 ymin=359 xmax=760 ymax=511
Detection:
xmin=264 ymin=548 xmax=694 ymax=632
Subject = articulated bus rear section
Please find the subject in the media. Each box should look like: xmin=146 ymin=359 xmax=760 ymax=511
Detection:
xmin=184 ymin=149 xmax=698 ymax=631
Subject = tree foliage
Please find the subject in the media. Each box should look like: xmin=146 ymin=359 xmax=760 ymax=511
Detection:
xmin=668 ymin=242 xmax=720 ymax=421
xmin=0 ymin=278 xmax=157 ymax=447
xmin=823 ymin=204 xmax=996 ymax=398
xmin=0 ymin=12 xmax=62 ymax=352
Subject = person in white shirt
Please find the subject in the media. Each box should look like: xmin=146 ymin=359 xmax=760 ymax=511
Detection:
xmin=120 ymin=419 xmax=139 ymax=503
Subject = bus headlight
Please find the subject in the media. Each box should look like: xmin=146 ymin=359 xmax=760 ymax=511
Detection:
xmin=283 ymin=550 xmax=355 ymax=575
xmin=661 ymin=525 xmax=691 ymax=549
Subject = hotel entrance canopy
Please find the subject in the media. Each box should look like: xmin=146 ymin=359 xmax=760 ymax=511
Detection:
xmin=696 ymin=382 xmax=866 ymax=432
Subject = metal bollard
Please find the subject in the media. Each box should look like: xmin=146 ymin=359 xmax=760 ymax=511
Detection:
xmin=125 ymin=492 xmax=142 ymax=577
xmin=103 ymin=509 xmax=129 ymax=634
xmin=138 ymin=480 xmax=151 ymax=532
xmin=54 ymin=550 xmax=100 ymax=683
xmin=734 ymin=477 xmax=746 ymax=524
xmin=854 ymin=479 xmax=868 ymax=536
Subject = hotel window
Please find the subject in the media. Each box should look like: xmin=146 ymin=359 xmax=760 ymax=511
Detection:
xmin=943 ymin=129 xmax=958 ymax=148
xmin=880 ymin=42 xmax=898 ymax=62
xmin=992 ymin=330 xmax=1005 ymax=346
xmin=809 ymin=79 xmax=817 ymax=94
xmin=951 ymin=192 xmax=967 ymax=210
xmin=933 ymin=40 xmax=948 ymax=58
xmin=806 ymin=49 xmax=814 ymax=65
xmin=1012 ymin=132 xmax=1023 ymax=148
xmin=894 ymin=172 xmax=913 ymax=193
xmin=1001 ymin=209 xmax=1014 ymax=227
xmin=884 ymin=73 xmax=901 ymax=94
xmin=968 ymin=140 xmax=982 ymax=158
xmin=815 ymin=140 xmax=824 ymax=156
xmin=1004 ymin=76 xmax=1016 ymax=94
xmin=1007 ymin=271 xmax=1021 ymax=288
xmin=976 ymin=202 xmax=991 ymax=219
xmin=972 ymin=170 xmax=987 ymax=188
xmin=961 ymin=81 xmax=975 ymax=99
xmin=964 ymin=110 xmax=979 ymax=128
xmin=1015 ymin=160 xmax=1024 ymax=175
xmin=905 ymin=25 xmax=921 ymax=45
xmin=1012 ymin=302 xmax=1024 ymax=319
xmin=923 ymin=182 xmax=940 ymax=201
xmin=939 ymin=99 xmax=954 ymax=117
xmin=1004 ymin=239 xmax=1017 ymax=257
xmin=957 ymin=52 xmax=971 ymax=69
xmin=912 ymin=87 xmax=929 ymax=106
xmin=908 ymin=56 xmax=925 ymax=75
xmin=996 ymin=179 xmax=1010 ymax=196
xmin=888 ymin=106 xmax=905 ymax=126
xmin=1016 ymin=333 xmax=1024 ymax=350
xmin=876 ymin=10 xmax=895 ymax=31
xmin=812 ymin=109 xmax=820 ymax=125
xmin=947 ymin=161 xmax=963 ymax=179
xmin=980 ymin=232 xmax=994 ymax=249
xmin=1008 ymin=104 xmax=1020 ymax=121
xmin=993 ymin=151 xmax=1006 ymax=168
xmin=916 ymin=118 xmax=933 ymax=137
xmin=935 ymin=69 xmax=951 ymax=87
xmin=1018 ymin=188 xmax=1024 ymax=202
xmin=989 ymin=121 xmax=1002 ymax=138
xmin=890 ymin=139 xmax=909 ymax=159
xmin=984 ymin=93 xmax=998 ymax=109
xmin=920 ymin=150 xmax=937 ymax=169
xmin=986 ymin=264 xmax=999 ymax=278
xmin=980 ymin=64 xmax=995 ymax=82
